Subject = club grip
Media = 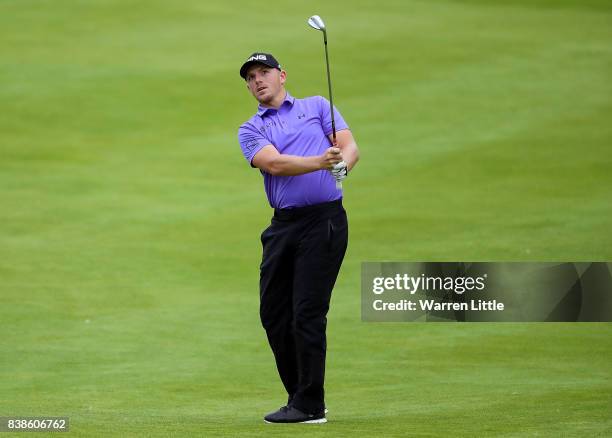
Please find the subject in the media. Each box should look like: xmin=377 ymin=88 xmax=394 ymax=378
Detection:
xmin=332 ymin=138 xmax=342 ymax=190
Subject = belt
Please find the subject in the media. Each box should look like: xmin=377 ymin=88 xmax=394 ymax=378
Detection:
xmin=273 ymin=199 xmax=343 ymax=221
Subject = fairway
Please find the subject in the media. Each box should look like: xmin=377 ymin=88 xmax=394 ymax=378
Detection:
xmin=1 ymin=0 xmax=611 ymax=436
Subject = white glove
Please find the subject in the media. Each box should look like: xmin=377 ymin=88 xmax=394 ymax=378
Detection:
xmin=330 ymin=161 xmax=348 ymax=183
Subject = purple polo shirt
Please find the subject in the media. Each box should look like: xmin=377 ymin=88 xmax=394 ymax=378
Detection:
xmin=238 ymin=92 xmax=349 ymax=209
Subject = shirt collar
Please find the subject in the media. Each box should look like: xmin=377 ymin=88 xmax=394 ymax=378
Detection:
xmin=256 ymin=91 xmax=295 ymax=116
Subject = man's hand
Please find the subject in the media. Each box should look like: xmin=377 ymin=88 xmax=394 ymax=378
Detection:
xmin=330 ymin=161 xmax=348 ymax=183
xmin=320 ymin=147 xmax=343 ymax=170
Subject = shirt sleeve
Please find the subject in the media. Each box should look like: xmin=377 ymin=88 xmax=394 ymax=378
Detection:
xmin=318 ymin=96 xmax=349 ymax=136
xmin=237 ymin=122 xmax=273 ymax=166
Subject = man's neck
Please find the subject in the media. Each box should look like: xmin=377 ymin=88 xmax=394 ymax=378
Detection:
xmin=261 ymin=90 xmax=287 ymax=110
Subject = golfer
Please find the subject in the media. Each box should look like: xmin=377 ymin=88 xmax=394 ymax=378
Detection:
xmin=237 ymin=52 xmax=359 ymax=424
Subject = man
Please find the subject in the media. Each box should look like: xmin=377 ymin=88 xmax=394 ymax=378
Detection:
xmin=237 ymin=52 xmax=359 ymax=424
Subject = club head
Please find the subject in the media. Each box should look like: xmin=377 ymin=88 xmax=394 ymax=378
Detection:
xmin=307 ymin=15 xmax=326 ymax=31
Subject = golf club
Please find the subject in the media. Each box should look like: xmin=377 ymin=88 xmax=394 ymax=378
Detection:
xmin=308 ymin=14 xmax=343 ymax=189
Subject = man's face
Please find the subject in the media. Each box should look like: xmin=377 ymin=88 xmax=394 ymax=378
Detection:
xmin=245 ymin=64 xmax=286 ymax=105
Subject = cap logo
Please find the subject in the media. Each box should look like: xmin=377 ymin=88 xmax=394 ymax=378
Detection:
xmin=247 ymin=54 xmax=267 ymax=62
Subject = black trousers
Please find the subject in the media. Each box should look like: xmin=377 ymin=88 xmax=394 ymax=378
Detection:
xmin=259 ymin=199 xmax=348 ymax=414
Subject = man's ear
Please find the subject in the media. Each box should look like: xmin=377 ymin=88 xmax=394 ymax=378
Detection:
xmin=279 ymin=70 xmax=287 ymax=85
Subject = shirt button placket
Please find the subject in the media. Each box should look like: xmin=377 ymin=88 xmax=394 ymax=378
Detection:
xmin=278 ymin=112 xmax=285 ymax=132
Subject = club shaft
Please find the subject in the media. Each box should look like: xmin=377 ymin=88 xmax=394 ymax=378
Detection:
xmin=323 ymin=32 xmax=336 ymax=143
xmin=320 ymin=27 xmax=341 ymax=189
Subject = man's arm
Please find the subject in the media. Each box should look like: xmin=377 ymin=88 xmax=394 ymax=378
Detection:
xmin=252 ymin=145 xmax=343 ymax=176
xmin=330 ymin=129 xmax=360 ymax=171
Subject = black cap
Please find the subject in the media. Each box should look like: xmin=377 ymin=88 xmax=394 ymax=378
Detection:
xmin=239 ymin=53 xmax=281 ymax=79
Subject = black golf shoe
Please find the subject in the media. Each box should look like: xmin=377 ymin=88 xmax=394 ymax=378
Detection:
xmin=263 ymin=406 xmax=327 ymax=424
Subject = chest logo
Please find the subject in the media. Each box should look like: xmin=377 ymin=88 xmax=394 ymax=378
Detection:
xmin=297 ymin=113 xmax=306 ymax=119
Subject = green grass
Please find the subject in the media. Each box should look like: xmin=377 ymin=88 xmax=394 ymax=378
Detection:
xmin=1 ymin=0 xmax=611 ymax=436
